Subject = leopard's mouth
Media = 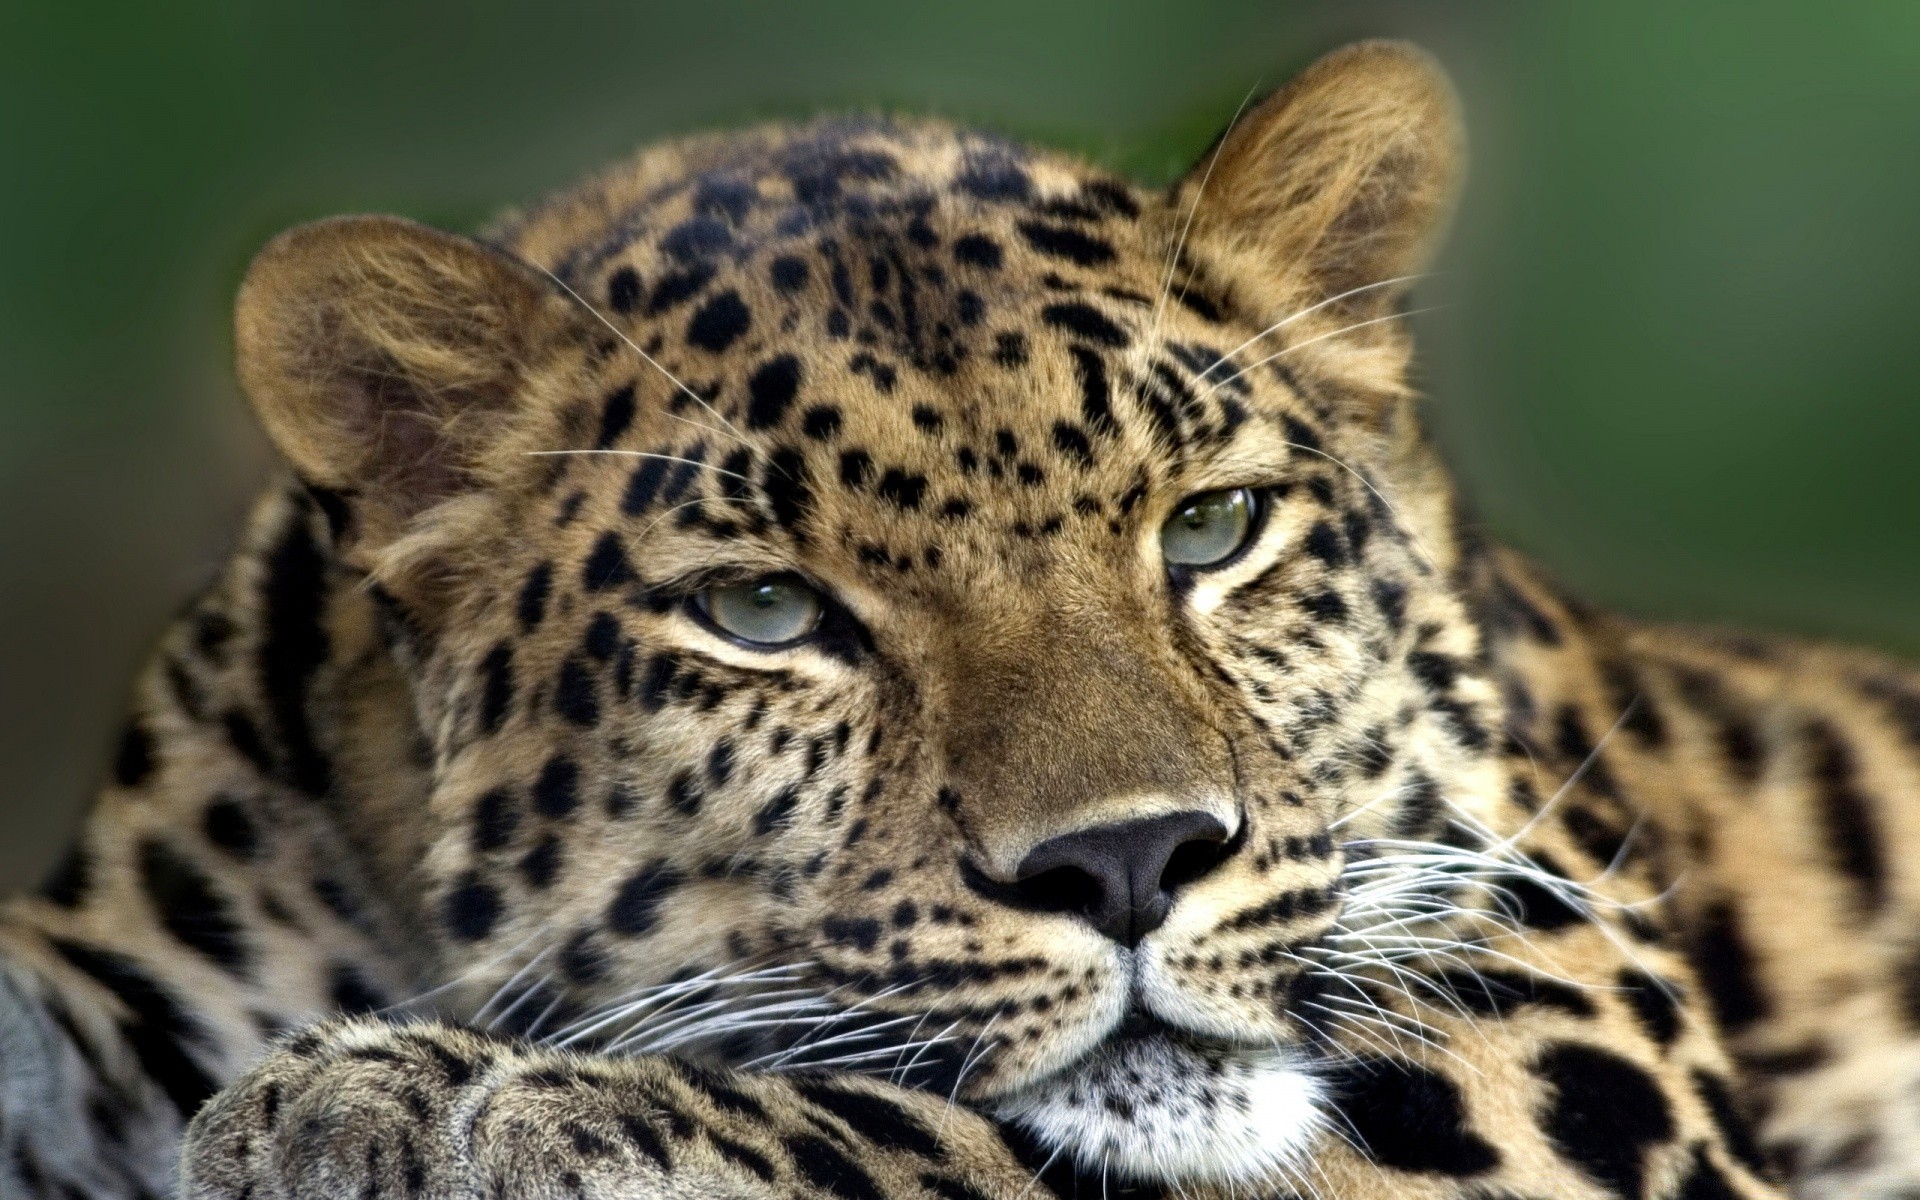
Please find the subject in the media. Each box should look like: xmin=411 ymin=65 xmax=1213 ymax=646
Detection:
xmin=987 ymin=1010 xmax=1325 ymax=1186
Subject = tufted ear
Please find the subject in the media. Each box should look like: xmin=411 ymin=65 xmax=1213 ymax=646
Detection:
xmin=235 ymin=215 xmax=586 ymax=561
xmin=1172 ymin=41 xmax=1462 ymax=316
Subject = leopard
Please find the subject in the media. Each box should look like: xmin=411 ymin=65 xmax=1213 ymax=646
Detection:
xmin=4 ymin=38 xmax=1920 ymax=1200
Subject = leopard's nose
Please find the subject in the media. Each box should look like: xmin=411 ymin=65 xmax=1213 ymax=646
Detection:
xmin=1014 ymin=811 xmax=1233 ymax=946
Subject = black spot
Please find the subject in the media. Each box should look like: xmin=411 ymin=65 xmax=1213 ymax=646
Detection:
xmin=534 ymin=756 xmax=581 ymax=819
xmin=113 ymin=722 xmax=154 ymax=788
xmin=479 ymin=642 xmax=515 ymax=735
xmin=1018 ymin=221 xmax=1116 ymax=266
xmin=520 ymin=836 xmax=563 ymax=889
xmin=258 ymin=511 xmax=333 ymax=796
xmin=770 ymin=255 xmax=809 ymax=293
xmin=607 ymin=861 xmax=681 ymax=936
xmin=746 ymin=354 xmax=803 ymax=430
xmin=202 ymin=796 xmax=260 ymax=859
xmin=1672 ymin=668 xmax=1764 ymax=783
xmin=848 ymin=351 xmax=897 ymax=393
xmin=911 ymin=405 xmax=944 ymax=433
xmin=1066 ymin=346 xmax=1116 ymax=436
xmin=695 ymin=177 xmax=756 ymax=220
xmin=992 ymin=331 xmax=1028 ymax=366
xmin=1371 ymin=579 xmax=1408 ymax=631
xmin=682 ymin=1063 xmax=768 ymax=1118
xmin=442 ymin=873 xmax=501 ymax=942
xmin=1280 ymin=413 xmax=1322 ymax=453
xmin=801 ymin=405 xmax=843 ymax=440
xmin=710 ymin=1132 xmax=776 ymax=1181
xmin=595 ymin=383 xmax=637 ymax=449
xmin=1434 ymin=968 xmax=1594 ymax=1018
xmin=1805 ymin=719 xmax=1889 ymax=912
xmin=1687 ymin=901 xmax=1770 ymax=1033
xmin=659 ymin=445 xmax=707 ymax=507
xmin=517 ymin=562 xmax=554 ymax=631
xmin=47 ymin=938 xmax=218 ymax=1117
xmin=1042 ymin=302 xmax=1128 ymax=347
xmin=660 ymin=215 xmax=731 ymax=262
xmin=645 ymin=265 xmax=715 ymax=316
xmin=583 ymin=531 xmax=636 ymax=591
xmin=607 ymin=267 xmax=642 ymax=313
xmin=554 ymin=657 xmax=600 ymax=727
xmin=329 ymin=963 xmax=384 ymax=1014
xmin=707 ymin=738 xmax=735 ymax=787
xmin=1536 ymin=1041 xmax=1675 ymax=1199
xmin=471 ymin=787 xmax=519 ymax=853
xmin=1051 ymin=421 xmax=1095 ymax=468
xmin=312 ymin=876 xmax=362 ymax=925
xmin=952 ymin=234 xmax=1003 ymax=268
xmin=583 ymin=611 xmax=621 ymax=662
xmin=820 ymin=914 xmax=883 ymax=959
xmin=1675 ymin=1147 xmax=1744 ymax=1200
xmin=1325 ymin=1058 xmax=1499 ymax=1175
xmin=615 ymin=1112 xmax=673 ymax=1171
xmin=1691 ymin=1068 xmax=1767 ymax=1173
xmin=920 ymin=1176 xmax=995 ymax=1200
xmin=139 ymin=840 xmax=250 ymax=977
xmin=753 ymin=786 xmax=801 ymax=835
xmin=686 ymin=290 xmax=751 ymax=353
xmin=839 ymin=449 xmax=874 ymax=489
xmin=1299 ymin=588 xmax=1349 ymax=623
xmin=765 ymin=448 xmax=812 ymax=530
xmin=1081 ymin=179 xmax=1140 ymax=218
xmin=1617 ymin=969 xmax=1682 ymax=1046
xmin=1553 ymin=705 xmax=1620 ymax=799
xmin=876 ymin=469 xmax=927 ymax=510
xmin=1303 ymin=520 xmax=1346 ymax=566
xmin=791 ymin=1079 xmax=942 ymax=1157
xmin=667 ymin=770 xmax=703 ymax=815
xmin=1390 ymin=771 xmax=1441 ymax=835
xmin=1501 ymin=875 xmax=1584 ymax=931
xmin=615 ymin=456 xmax=670 ymax=516
xmin=787 ymin=1133 xmax=887 ymax=1200
xmin=954 ymin=160 xmax=1032 ymax=202
xmin=560 ymin=929 xmax=609 ymax=985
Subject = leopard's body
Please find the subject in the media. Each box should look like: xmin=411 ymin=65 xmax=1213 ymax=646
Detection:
xmin=4 ymin=42 xmax=1919 ymax=1200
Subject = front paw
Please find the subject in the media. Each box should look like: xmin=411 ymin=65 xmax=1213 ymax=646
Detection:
xmin=180 ymin=1019 xmax=767 ymax=1200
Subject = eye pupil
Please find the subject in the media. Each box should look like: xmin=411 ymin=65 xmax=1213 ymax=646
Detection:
xmin=1160 ymin=487 xmax=1256 ymax=569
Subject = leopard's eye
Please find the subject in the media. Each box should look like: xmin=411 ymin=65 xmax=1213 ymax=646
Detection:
xmin=696 ymin=578 xmax=824 ymax=647
xmin=1161 ymin=487 xmax=1257 ymax=569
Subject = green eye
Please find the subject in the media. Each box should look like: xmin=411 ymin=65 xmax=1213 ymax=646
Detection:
xmin=1161 ymin=488 xmax=1257 ymax=568
xmin=697 ymin=578 xmax=824 ymax=647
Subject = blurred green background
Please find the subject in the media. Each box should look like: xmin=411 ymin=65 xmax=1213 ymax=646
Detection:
xmin=4 ymin=0 xmax=1918 ymax=891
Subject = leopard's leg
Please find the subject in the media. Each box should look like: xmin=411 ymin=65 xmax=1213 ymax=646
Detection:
xmin=180 ymin=1017 xmax=1039 ymax=1200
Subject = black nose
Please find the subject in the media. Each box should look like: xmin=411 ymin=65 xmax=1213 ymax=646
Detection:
xmin=1014 ymin=811 xmax=1233 ymax=946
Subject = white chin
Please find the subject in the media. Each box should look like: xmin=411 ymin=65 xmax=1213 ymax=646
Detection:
xmin=991 ymin=1033 xmax=1324 ymax=1186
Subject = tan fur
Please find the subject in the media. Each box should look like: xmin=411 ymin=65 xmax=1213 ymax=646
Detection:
xmin=1 ymin=40 xmax=1914 ymax=1200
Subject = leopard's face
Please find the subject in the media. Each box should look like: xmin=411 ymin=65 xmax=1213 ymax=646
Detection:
xmin=239 ymin=46 xmax=1472 ymax=1187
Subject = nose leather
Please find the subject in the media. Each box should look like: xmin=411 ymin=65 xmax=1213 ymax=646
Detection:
xmin=1015 ymin=810 xmax=1229 ymax=946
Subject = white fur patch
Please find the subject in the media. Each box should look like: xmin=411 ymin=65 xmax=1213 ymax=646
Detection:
xmin=991 ymin=1031 xmax=1323 ymax=1185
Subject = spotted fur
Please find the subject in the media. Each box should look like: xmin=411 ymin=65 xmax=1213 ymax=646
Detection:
xmin=3 ymin=41 xmax=1916 ymax=1200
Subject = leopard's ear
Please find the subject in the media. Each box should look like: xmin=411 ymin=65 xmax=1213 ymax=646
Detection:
xmin=236 ymin=215 xmax=586 ymax=558
xmin=1171 ymin=40 xmax=1462 ymax=317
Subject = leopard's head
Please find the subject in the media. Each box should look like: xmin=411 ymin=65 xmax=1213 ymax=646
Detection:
xmin=238 ymin=41 xmax=1489 ymax=1186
